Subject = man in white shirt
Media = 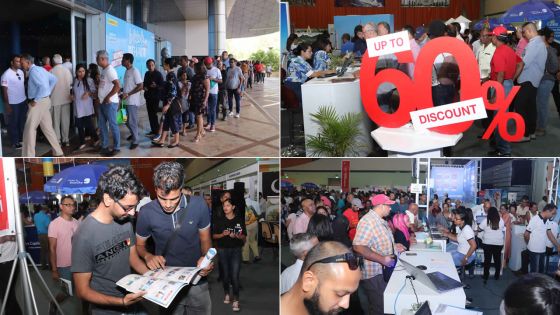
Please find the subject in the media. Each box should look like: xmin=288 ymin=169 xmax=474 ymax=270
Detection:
xmin=1 ymin=55 xmax=27 ymax=149
xmin=49 ymin=54 xmax=73 ymax=147
xmin=546 ymin=205 xmax=560 ymax=255
xmin=477 ymin=27 xmax=496 ymax=81
xmin=525 ymin=204 xmax=556 ymax=273
xmin=121 ymin=53 xmax=143 ymax=150
xmin=538 ymin=196 xmax=548 ymax=212
xmin=204 ymin=57 xmax=222 ymax=132
xmin=281 ymin=233 xmax=318 ymax=294
xmin=62 ymin=57 xmax=73 ymax=76
xmin=96 ymin=50 xmax=121 ymax=156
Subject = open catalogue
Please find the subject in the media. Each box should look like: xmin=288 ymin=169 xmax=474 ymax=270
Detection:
xmin=116 ymin=266 xmax=203 ymax=308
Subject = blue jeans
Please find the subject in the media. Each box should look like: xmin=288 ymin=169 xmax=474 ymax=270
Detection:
xmin=536 ymin=79 xmax=555 ymax=130
xmin=6 ymin=101 xmax=27 ymax=146
xmin=495 ymin=79 xmax=513 ymax=154
xmin=98 ymin=102 xmax=120 ymax=150
xmin=528 ymin=250 xmax=546 ymax=273
xmin=207 ymin=93 xmax=218 ymax=125
xmin=218 ymin=247 xmax=242 ymax=300
xmin=227 ymin=89 xmax=241 ymax=114
xmin=126 ymin=105 xmax=139 ymax=144
xmin=451 ymin=250 xmax=475 ymax=267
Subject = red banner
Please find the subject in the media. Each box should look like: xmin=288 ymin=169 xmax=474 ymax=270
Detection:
xmin=341 ymin=160 xmax=350 ymax=193
xmin=0 ymin=159 xmax=8 ymax=231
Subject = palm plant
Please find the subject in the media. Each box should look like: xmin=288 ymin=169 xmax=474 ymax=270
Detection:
xmin=306 ymin=106 xmax=365 ymax=157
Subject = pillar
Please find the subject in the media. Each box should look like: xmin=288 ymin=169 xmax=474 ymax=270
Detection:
xmin=10 ymin=21 xmax=21 ymax=54
xmin=208 ymin=0 xmax=226 ymax=57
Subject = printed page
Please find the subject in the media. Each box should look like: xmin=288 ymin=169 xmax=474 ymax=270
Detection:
xmin=143 ymin=266 xmax=201 ymax=284
xmin=116 ymin=274 xmax=187 ymax=308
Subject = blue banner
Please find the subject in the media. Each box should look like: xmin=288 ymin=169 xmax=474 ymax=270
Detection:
xmin=105 ymin=13 xmax=155 ymax=85
xmin=281 ymin=2 xmax=290 ymax=53
xmin=333 ymin=14 xmax=394 ymax=49
xmin=431 ymin=167 xmax=465 ymax=200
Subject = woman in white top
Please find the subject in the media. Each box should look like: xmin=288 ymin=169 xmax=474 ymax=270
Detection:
xmin=441 ymin=208 xmax=477 ymax=267
xmin=71 ymin=64 xmax=97 ymax=149
xmin=478 ymin=207 xmax=505 ymax=283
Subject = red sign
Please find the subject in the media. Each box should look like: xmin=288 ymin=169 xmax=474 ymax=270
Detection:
xmin=341 ymin=160 xmax=350 ymax=193
xmin=360 ymin=37 xmax=525 ymax=141
xmin=0 ymin=159 xmax=9 ymax=231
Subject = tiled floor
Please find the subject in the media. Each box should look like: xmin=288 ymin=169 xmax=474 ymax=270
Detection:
xmin=2 ymin=77 xmax=279 ymax=158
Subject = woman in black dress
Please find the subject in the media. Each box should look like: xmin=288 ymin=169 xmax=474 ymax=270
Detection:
xmin=189 ymin=62 xmax=210 ymax=142
xmin=212 ymin=198 xmax=246 ymax=312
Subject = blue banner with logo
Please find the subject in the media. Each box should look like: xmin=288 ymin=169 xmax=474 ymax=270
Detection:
xmin=105 ymin=13 xmax=155 ymax=85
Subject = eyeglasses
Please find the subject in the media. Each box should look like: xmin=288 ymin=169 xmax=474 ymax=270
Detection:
xmin=16 ymin=73 xmax=21 ymax=80
xmin=114 ymin=199 xmax=138 ymax=211
xmin=307 ymin=252 xmax=363 ymax=271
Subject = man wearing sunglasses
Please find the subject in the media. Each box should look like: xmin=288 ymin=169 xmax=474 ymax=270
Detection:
xmin=281 ymin=241 xmax=361 ymax=315
xmin=71 ymin=166 xmax=149 ymax=314
xmin=136 ymin=162 xmax=213 ymax=315
xmin=353 ymin=194 xmax=407 ymax=315
xmin=1 ymin=55 xmax=27 ymax=149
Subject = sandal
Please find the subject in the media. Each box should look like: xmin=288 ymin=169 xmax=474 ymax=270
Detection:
xmin=168 ymin=143 xmax=179 ymax=148
xmin=224 ymin=294 xmax=230 ymax=304
xmin=193 ymin=136 xmax=201 ymax=143
xmin=232 ymin=301 xmax=240 ymax=312
xmin=151 ymin=141 xmax=165 ymax=147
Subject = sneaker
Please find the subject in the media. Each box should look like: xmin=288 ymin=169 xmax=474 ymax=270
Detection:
xmin=235 ymin=113 xmax=240 ymax=118
xmin=63 ymin=142 xmax=70 ymax=147
xmin=228 ymin=111 xmax=234 ymax=117
xmin=13 ymin=143 xmax=22 ymax=150
xmin=210 ymin=126 xmax=216 ymax=132
xmin=232 ymin=301 xmax=240 ymax=312
xmin=153 ymin=134 xmax=161 ymax=141
xmin=530 ymin=133 xmax=536 ymax=140
xmin=253 ymin=256 xmax=261 ymax=263
xmin=224 ymin=294 xmax=230 ymax=304
xmin=130 ymin=143 xmax=139 ymax=150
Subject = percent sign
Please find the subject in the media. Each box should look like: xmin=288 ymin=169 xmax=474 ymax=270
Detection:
xmin=359 ymin=36 xmax=525 ymax=140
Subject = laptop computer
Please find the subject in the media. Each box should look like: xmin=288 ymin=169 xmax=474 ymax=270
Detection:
xmin=399 ymin=258 xmax=463 ymax=293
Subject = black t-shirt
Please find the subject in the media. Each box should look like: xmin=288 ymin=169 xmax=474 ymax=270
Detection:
xmin=394 ymin=229 xmax=410 ymax=251
xmin=212 ymin=214 xmax=246 ymax=248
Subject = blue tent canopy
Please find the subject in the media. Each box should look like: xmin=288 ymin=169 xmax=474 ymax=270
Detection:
xmin=44 ymin=164 xmax=108 ymax=194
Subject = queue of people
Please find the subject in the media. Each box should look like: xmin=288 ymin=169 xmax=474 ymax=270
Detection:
xmin=1 ymin=50 xmax=271 ymax=156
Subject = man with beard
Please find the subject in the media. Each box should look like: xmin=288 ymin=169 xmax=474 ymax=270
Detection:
xmin=281 ymin=241 xmax=361 ymax=315
xmin=135 ymin=162 xmax=213 ymax=314
xmin=71 ymin=166 xmax=148 ymax=315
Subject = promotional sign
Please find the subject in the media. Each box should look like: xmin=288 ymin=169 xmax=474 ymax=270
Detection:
xmin=366 ymin=31 xmax=411 ymax=58
xmin=431 ymin=166 xmax=465 ymax=200
xmin=336 ymin=0 xmax=385 ymax=7
xmin=545 ymin=18 xmax=560 ymax=43
xmin=360 ymin=36 xmax=525 ymax=142
xmin=262 ymin=172 xmax=280 ymax=197
xmin=410 ymin=183 xmax=423 ymax=194
xmin=410 ymin=97 xmax=487 ymax=130
xmin=105 ymin=13 xmax=155 ymax=85
xmin=341 ymin=160 xmax=350 ymax=193
xmin=43 ymin=157 xmax=54 ymax=177
xmin=0 ymin=159 xmax=12 ymax=234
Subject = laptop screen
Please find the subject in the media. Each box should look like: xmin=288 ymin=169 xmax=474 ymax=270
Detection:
xmin=415 ymin=301 xmax=432 ymax=315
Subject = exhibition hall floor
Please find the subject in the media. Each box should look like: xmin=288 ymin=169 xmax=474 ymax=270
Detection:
xmin=12 ymin=250 xmax=279 ymax=315
xmin=2 ymin=77 xmax=280 ymax=158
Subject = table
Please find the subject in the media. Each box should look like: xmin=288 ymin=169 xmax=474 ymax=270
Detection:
xmin=410 ymin=241 xmax=445 ymax=252
xmin=384 ymin=251 xmax=465 ymax=315
xmin=509 ymin=224 xmax=527 ymax=271
xmin=301 ymin=70 xmax=374 ymax=156
xmin=371 ymin=125 xmax=463 ymax=157
xmin=414 ymin=232 xmax=447 ymax=252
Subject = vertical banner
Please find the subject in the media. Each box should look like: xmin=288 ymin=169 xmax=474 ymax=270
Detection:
xmin=262 ymin=172 xmax=280 ymax=197
xmin=341 ymin=160 xmax=350 ymax=193
xmin=43 ymin=157 xmax=54 ymax=177
xmin=0 ymin=158 xmax=17 ymax=236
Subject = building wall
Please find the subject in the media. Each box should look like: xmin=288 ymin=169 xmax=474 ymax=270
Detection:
xmin=288 ymin=0 xmax=480 ymax=30
xmin=148 ymin=20 xmax=209 ymax=57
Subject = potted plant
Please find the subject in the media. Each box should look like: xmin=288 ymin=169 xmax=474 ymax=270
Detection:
xmin=306 ymin=106 xmax=365 ymax=156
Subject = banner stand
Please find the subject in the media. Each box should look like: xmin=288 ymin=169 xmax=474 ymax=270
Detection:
xmin=0 ymin=158 xmax=65 ymax=315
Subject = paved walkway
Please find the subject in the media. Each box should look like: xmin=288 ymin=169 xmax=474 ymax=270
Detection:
xmin=2 ymin=77 xmax=279 ymax=157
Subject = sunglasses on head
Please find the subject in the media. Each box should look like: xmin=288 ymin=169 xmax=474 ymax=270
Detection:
xmin=307 ymin=252 xmax=363 ymax=271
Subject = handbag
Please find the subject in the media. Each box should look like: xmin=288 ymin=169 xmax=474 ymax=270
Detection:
xmin=116 ymin=100 xmax=128 ymax=124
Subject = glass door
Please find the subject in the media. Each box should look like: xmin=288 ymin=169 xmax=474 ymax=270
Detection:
xmin=71 ymin=10 xmax=87 ymax=68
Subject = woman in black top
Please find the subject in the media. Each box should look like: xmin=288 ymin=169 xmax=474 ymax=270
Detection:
xmin=212 ymin=198 xmax=246 ymax=312
xmin=189 ymin=62 xmax=210 ymax=142
xmin=151 ymin=58 xmax=182 ymax=148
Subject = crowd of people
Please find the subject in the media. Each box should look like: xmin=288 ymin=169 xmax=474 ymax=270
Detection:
xmin=283 ymin=19 xmax=560 ymax=156
xmin=0 ymin=162 xmax=273 ymax=315
xmin=0 ymin=51 xmax=271 ymax=156
xmin=279 ymin=187 xmax=560 ymax=314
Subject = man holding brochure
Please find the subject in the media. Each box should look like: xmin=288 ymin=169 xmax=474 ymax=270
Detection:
xmin=71 ymin=166 xmax=149 ymax=315
xmin=136 ymin=161 xmax=214 ymax=315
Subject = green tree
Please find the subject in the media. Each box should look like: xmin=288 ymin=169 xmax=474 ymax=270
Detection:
xmin=250 ymin=49 xmax=280 ymax=71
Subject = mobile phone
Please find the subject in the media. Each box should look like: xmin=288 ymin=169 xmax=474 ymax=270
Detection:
xmin=405 ymin=252 xmax=417 ymax=256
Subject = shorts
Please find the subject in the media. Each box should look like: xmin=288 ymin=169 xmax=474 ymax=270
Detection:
xmin=163 ymin=113 xmax=182 ymax=135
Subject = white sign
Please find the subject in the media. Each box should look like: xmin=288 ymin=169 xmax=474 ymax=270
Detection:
xmin=366 ymin=31 xmax=411 ymax=58
xmin=410 ymin=183 xmax=423 ymax=194
xmin=410 ymin=97 xmax=487 ymax=130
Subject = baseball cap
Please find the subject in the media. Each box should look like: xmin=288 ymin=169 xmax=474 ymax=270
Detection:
xmin=203 ymin=56 xmax=213 ymax=65
xmin=371 ymin=194 xmax=396 ymax=206
xmin=491 ymin=25 xmax=508 ymax=37
xmin=414 ymin=26 xmax=426 ymax=40
xmin=351 ymin=198 xmax=363 ymax=208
